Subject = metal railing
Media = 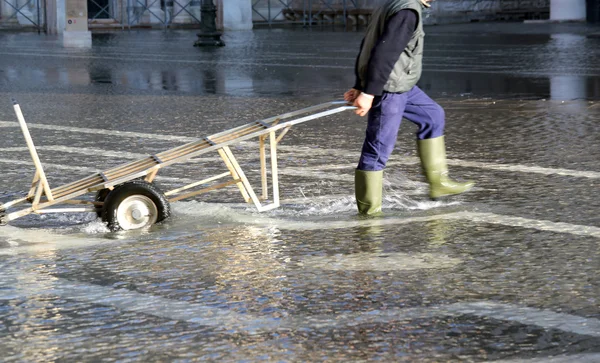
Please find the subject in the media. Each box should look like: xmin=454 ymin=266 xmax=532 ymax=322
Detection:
xmin=125 ymin=0 xmax=201 ymax=29
xmin=1 ymin=0 xmax=46 ymax=32
xmin=89 ymin=0 xmax=111 ymax=19
xmin=252 ymin=0 xmax=359 ymax=26
xmin=499 ymin=0 xmax=549 ymax=11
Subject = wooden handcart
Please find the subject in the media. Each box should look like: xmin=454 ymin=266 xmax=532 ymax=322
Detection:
xmin=0 ymin=100 xmax=355 ymax=230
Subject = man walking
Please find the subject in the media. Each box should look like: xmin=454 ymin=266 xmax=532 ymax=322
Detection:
xmin=345 ymin=0 xmax=474 ymax=215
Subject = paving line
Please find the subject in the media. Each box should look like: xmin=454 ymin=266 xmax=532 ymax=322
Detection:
xmin=1 ymin=121 xmax=597 ymax=179
xmin=0 ymin=224 xmax=126 ymax=255
xmin=272 ymin=211 xmax=600 ymax=238
xmin=3 ymin=271 xmax=600 ymax=339
xmin=0 ymin=120 xmax=198 ymax=142
xmin=301 ymin=252 xmax=462 ymax=271
xmin=299 ymin=159 xmax=600 ymax=179
xmin=295 ymin=301 xmax=600 ymax=338
xmin=0 ymin=271 xmax=281 ymax=332
xmin=174 ymin=206 xmax=600 ymax=239
xmin=493 ymin=353 xmax=600 ymax=363
xmin=445 ymin=159 xmax=600 ymax=179
xmin=448 ymin=212 xmax=600 ymax=238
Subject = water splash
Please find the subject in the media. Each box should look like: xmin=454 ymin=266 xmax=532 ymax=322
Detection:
xmin=79 ymin=219 xmax=111 ymax=234
xmin=300 ymin=252 xmax=462 ymax=271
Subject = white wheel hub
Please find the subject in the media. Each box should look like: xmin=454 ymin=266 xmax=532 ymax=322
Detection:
xmin=116 ymin=195 xmax=158 ymax=230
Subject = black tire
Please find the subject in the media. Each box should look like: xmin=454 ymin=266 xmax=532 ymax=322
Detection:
xmin=101 ymin=180 xmax=171 ymax=231
xmin=94 ymin=188 xmax=110 ymax=218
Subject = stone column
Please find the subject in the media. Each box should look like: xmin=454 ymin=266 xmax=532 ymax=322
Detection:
xmin=45 ymin=0 xmax=58 ymax=33
xmin=549 ymin=34 xmax=587 ymax=100
xmin=550 ymin=76 xmax=587 ymax=100
xmin=62 ymin=0 xmax=92 ymax=47
xmin=551 ymin=0 xmax=586 ymax=21
xmin=217 ymin=0 xmax=251 ymax=30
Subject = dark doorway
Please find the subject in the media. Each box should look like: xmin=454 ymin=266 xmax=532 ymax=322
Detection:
xmin=589 ymin=0 xmax=600 ymax=22
xmin=88 ymin=0 xmax=110 ymax=19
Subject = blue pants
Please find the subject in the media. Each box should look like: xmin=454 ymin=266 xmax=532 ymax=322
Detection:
xmin=357 ymin=86 xmax=445 ymax=171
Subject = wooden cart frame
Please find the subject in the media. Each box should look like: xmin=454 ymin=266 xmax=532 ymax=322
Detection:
xmin=0 ymin=100 xmax=355 ymax=229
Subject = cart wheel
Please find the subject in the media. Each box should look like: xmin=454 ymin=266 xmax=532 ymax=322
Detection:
xmin=94 ymin=189 xmax=110 ymax=218
xmin=102 ymin=180 xmax=171 ymax=231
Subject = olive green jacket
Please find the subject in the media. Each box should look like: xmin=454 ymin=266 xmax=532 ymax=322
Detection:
xmin=357 ymin=0 xmax=425 ymax=93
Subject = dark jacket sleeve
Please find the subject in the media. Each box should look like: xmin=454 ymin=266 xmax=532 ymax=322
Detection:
xmin=353 ymin=39 xmax=365 ymax=91
xmin=362 ymin=9 xmax=418 ymax=96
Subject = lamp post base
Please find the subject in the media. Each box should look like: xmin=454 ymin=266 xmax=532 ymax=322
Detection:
xmin=194 ymin=33 xmax=225 ymax=47
xmin=194 ymin=0 xmax=226 ymax=47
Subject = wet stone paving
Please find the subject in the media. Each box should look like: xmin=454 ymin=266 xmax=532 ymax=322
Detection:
xmin=0 ymin=22 xmax=599 ymax=361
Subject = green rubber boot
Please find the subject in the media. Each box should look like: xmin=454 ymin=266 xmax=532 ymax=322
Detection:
xmin=355 ymin=169 xmax=383 ymax=216
xmin=417 ymin=136 xmax=474 ymax=200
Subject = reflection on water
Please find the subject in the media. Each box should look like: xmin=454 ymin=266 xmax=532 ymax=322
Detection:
xmin=3 ymin=63 xmax=598 ymax=99
xmin=1 ymin=28 xmax=600 ymax=100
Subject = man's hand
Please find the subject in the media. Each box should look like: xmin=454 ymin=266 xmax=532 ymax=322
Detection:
xmin=353 ymin=93 xmax=374 ymax=117
xmin=344 ymin=88 xmax=361 ymax=103
xmin=420 ymin=0 xmax=432 ymax=7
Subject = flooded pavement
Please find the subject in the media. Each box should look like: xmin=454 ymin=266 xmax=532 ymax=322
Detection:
xmin=0 ymin=22 xmax=600 ymax=361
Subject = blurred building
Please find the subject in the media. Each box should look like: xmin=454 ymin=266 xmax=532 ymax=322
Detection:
xmin=0 ymin=0 xmax=597 ymax=34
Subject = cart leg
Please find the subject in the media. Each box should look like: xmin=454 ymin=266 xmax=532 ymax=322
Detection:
xmin=269 ymin=131 xmax=280 ymax=208
xmin=28 ymin=171 xmax=40 ymax=199
xmin=0 ymin=196 xmax=29 ymax=211
xmin=259 ymin=135 xmax=268 ymax=200
xmin=221 ymin=146 xmax=265 ymax=211
xmin=4 ymin=207 xmax=34 ymax=223
xmin=13 ymin=101 xmax=54 ymax=201
xmin=276 ymin=125 xmax=292 ymax=144
xmin=32 ymin=180 xmax=44 ymax=207
xmin=145 ymin=168 xmax=159 ymax=183
xmin=218 ymin=148 xmax=251 ymax=203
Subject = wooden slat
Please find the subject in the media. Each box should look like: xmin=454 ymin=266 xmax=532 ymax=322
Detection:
xmin=165 ymin=172 xmax=230 ymax=196
xmin=256 ymin=120 xmax=272 ymax=129
xmin=211 ymin=124 xmax=263 ymax=141
xmin=211 ymin=125 xmax=263 ymax=144
xmin=156 ymin=139 xmax=211 ymax=159
xmin=217 ymin=124 xmax=264 ymax=139
xmin=104 ymin=158 xmax=156 ymax=176
xmin=52 ymin=173 xmax=102 ymax=193
xmin=167 ymin=179 xmax=240 ymax=202
xmin=52 ymin=176 xmax=104 ymax=197
xmin=52 ymin=178 xmax=105 ymax=199
xmin=88 ymin=170 xmax=148 ymax=192
xmin=52 ymin=174 xmax=103 ymax=194
xmin=207 ymin=120 xmax=268 ymax=139
xmin=158 ymin=140 xmax=212 ymax=161
xmin=104 ymin=159 xmax=156 ymax=180
xmin=103 ymin=157 xmax=155 ymax=176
